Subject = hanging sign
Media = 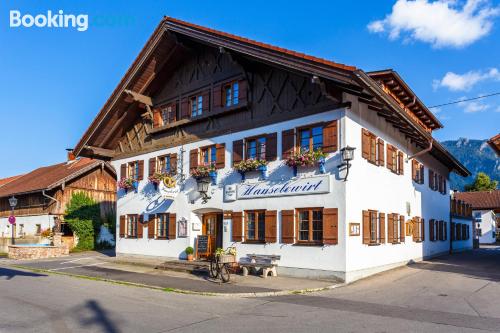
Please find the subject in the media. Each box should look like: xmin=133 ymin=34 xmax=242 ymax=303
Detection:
xmin=159 ymin=176 xmax=180 ymax=199
xmin=234 ymin=174 xmax=330 ymax=200
xmin=8 ymin=215 xmax=16 ymax=225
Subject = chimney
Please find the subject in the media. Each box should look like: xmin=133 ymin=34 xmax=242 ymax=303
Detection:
xmin=66 ymin=148 xmax=76 ymax=163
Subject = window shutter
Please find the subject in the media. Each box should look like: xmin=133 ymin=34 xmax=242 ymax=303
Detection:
xmin=170 ymin=153 xmax=177 ymax=175
xmin=412 ymin=218 xmax=417 ymax=241
xmin=137 ymin=215 xmax=144 ymax=238
xmin=148 ymin=215 xmax=155 ymax=239
xmin=362 ymin=129 xmax=370 ymax=159
xmin=264 ymin=210 xmax=277 ymax=243
xmin=231 ymin=211 xmax=243 ymax=242
xmin=322 ymin=120 xmax=338 ymax=153
xmin=387 ymin=214 xmax=394 ymax=243
xmin=189 ymin=149 xmax=199 ymax=170
xmin=444 ymin=222 xmax=447 ymax=241
xmin=429 ymin=170 xmax=434 ymax=190
xmin=399 ymin=215 xmax=405 ymax=242
xmin=153 ymin=109 xmax=161 ymax=127
xmin=180 ymin=97 xmax=190 ymax=119
xmin=420 ymin=164 xmax=425 ymax=184
xmin=282 ymin=129 xmax=295 ymax=159
xmin=442 ymin=179 xmax=446 ymax=194
xmin=119 ymin=215 xmax=125 ymax=237
xmin=438 ymin=175 xmax=443 ymax=193
xmin=411 ymin=160 xmax=417 ymax=181
xmin=377 ymin=138 xmax=385 ymax=166
xmin=137 ymin=160 xmax=144 ymax=181
xmin=421 ymin=218 xmax=425 ymax=241
xmin=429 ymin=219 xmax=435 ymax=241
xmin=379 ymin=213 xmax=385 ymax=243
xmin=213 ymin=84 xmax=222 ymax=108
xmin=120 ymin=164 xmax=126 ymax=179
xmin=386 ymin=145 xmax=394 ymax=171
xmin=265 ymin=132 xmax=278 ymax=161
xmin=362 ymin=210 xmax=370 ymax=244
xmin=168 ymin=213 xmax=176 ymax=239
xmin=202 ymin=90 xmax=210 ymax=114
xmin=323 ymin=208 xmax=338 ymax=245
xmin=148 ymin=158 xmax=156 ymax=177
xmin=232 ymin=140 xmax=244 ymax=166
xmin=281 ymin=210 xmax=295 ymax=244
xmin=397 ymin=151 xmax=404 ymax=175
xmin=239 ymin=79 xmax=248 ymax=103
xmin=215 ymin=143 xmax=226 ymax=169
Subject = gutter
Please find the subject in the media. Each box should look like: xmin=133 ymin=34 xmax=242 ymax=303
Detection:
xmin=407 ymin=140 xmax=432 ymax=162
xmin=42 ymin=190 xmax=60 ymax=213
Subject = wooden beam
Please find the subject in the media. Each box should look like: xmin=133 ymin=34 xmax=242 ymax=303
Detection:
xmin=124 ymin=90 xmax=153 ymax=106
xmin=84 ymin=146 xmax=115 ymax=158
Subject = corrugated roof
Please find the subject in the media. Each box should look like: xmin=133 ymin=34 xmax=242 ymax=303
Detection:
xmin=454 ymin=190 xmax=500 ymax=210
xmin=0 ymin=158 xmax=102 ymax=197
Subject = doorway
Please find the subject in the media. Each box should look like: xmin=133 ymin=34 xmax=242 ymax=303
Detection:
xmin=202 ymin=213 xmax=223 ymax=255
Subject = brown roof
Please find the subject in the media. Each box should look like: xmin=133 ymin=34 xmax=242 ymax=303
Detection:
xmin=454 ymin=190 xmax=500 ymax=210
xmin=0 ymin=158 xmax=110 ymax=198
xmin=488 ymin=133 xmax=500 ymax=156
xmin=0 ymin=175 xmax=23 ymax=188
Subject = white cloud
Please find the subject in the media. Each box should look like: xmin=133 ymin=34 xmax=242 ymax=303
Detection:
xmin=368 ymin=0 xmax=499 ymax=48
xmin=433 ymin=68 xmax=500 ymax=91
xmin=458 ymin=100 xmax=490 ymax=113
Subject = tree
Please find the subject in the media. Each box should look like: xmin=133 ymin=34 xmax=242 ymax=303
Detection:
xmin=64 ymin=192 xmax=102 ymax=250
xmin=465 ymin=172 xmax=498 ymax=192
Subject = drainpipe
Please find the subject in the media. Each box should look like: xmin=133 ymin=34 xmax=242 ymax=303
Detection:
xmin=42 ymin=190 xmax=60 ymax=232
xmin=406 ymin=139 xmax=433 ymax=162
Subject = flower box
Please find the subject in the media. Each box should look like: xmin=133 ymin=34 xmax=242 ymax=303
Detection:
xmin=284 ymin=149 xmax=327 ymax=176
xmin=234 ymin=159 xmax=268 ymax=180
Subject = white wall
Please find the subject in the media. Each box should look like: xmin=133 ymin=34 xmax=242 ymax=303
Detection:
xmin=452 ymin=216 xmax=474 ymax=251
xmin=474 ymin=210 xmax=496 ymax=244
xmin=0 ymin=214 xmax=55 ymax=238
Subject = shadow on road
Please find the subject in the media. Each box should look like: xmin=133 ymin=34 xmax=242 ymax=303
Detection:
xmin=77 ymin=300 xmax=120 ymax=333
xmin=0 ymin=267 xmax=47 ymax=280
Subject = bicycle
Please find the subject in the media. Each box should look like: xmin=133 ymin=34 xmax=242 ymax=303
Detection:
xmin=209 ymin=253 xmax=232 ymax=283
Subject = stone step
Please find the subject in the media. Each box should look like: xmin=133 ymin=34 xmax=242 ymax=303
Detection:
xmin=155 ymin=260 xmax=210 ymax=275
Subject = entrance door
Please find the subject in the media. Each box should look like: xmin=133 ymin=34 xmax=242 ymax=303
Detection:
xmin=202 ymin=213 xmax=223 ymax=255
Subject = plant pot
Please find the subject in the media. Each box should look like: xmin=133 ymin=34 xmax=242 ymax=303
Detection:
xmin=153 ymin=183 xmax=158 ymax=191
xmin=258 ymin=164 xmax=267 ymax=180
xmin=187 ymin=254 xmax=194 ymax=261
xmin=293 ymin=166 xmax=298 ymax=177
xmin=238 ymin=170 xmax=246 ymax=182
xmin=209 ymin=170 xmax=217 ymax=185
xmin=133 ymin=180 xmax=139 ymax=193
xmin=318 ymin=157 xmax=326 ymax=174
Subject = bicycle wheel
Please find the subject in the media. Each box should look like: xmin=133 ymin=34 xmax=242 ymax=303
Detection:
xmin=209 ymin=260 xmax=218 ymax=278
xmin=220 ymin=263 xmax=230 ymax=283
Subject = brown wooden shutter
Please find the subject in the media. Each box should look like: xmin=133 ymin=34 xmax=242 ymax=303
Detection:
xmin=323 ymin=208 xmax=338 ymax=245
xmin=386 ymin=145 xmax=394 ymax=171
xmin=322 ymin=120 xmax=338 ymax=153
xmin=202 ymin=90 xmax=210 ymax=114
xmin=438 ymin=175 xmax=443 ymax=193
xmin=168 ymin=213 xmax=176 ymax=239
xmin=153 ymin=109 xmax=161 ymax=127
xmin=397 ymin=151 xmax=404 ymax=175
xmin=264 ymin=210 xmax=277 ymax=243
xmin=148 ymin=215 xmax=155 ymax=239
xmin=421 ymin=218 xmax=425 ymax=241
xmin=281 ymin=210 xmax=295 ymax=244
xmin=119 ymin=215 xmax=125 ymax=237
xmin=137 ymin=215 xmax=144 ymax=238
xmin=443 ymin=179 xmax=446 ymax=194
xmin=419 ymin=164 xmax=425 ymax=184
xmin=215 ymin=143 xmax=225 ymax=169
xmin=180 ymin=97 xmax=190 ymax=119
xmin=148 ymin=158 xmax=156 ymax=177
xmin=412 ymin=160 xmax=417 ymax=181
xmin=379 ymin=213 xmax=385 ymax=243
xmin=232 ymin=211 xmax=243 ymax=242
xmin=282 ymin=129 xmax=295 ymax=159
xmin=232 ymin=140 xmax=244 ymax=166
xmin=429 ymin=170 xmax=434 ymax=190
xmin=120 ymin=164 xmax=126 ymax=179
xmin=239 ymin=79 xmax=248 ymax=103
xmin=170 ymin=153 xmax=177 ymax=175
xmin=387 ymin=214 xmax=394 ymax=243
xmin=189 ymin=149 xmax=199 ymax=170
xmin=137 ymin=160 xmax=144 ymax=181
xmin=361 ymin=129 xmax=370 ymax=159
xmin=412 ymin=218 xmax=417 ymax=241
xmin=363 ymin=210 xmax=370 ymax=244
xmin=266 ymin=132 xmax=278 ymax=161
xmin=213 ymin=84 xmax=222 ymax=108
xmin=377 ymin=138 xmax=385 ymax=166
xmin=399 ymin=215 xmax=405 ymax=242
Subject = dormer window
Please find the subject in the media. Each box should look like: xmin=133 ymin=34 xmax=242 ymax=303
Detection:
xmin=223 ymin=81 xmax=239 ymax=107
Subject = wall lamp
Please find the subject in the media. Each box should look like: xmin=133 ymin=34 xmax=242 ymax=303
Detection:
xmin=196 ymin=178 xmax=211 ymax=204
xmin=337 ymin=146 xmax=356 ymax=181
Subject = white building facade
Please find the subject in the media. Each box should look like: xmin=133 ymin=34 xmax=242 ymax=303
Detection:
xmin=474 ymin=210 xmax=497 ymax=244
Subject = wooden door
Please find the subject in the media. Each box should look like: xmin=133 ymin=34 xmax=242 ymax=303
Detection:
xmin=202 ymin=213 xmax=218 ymax=255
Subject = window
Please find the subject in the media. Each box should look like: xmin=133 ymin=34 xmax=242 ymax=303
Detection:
xmin=156 ymin=213 xmax=169 ymax=238
xmin=474 ymin=212 xmax=482 ymax=223
xmin=127 ymin=161 xmax=139 ymax=180
xmin=387 ymin=145 xmax=397 ymax=173
xmin=223 ymin=81 xmax=239 ymax=107
xmin=127 ymin=215 xmax=138 ymax=238
xmin=297 ymin=208 xmax=323 ymax=243
xmin=369 ymin=211 xmax=379 ymax=243
xmin=200 ymin=146 xmax=217 ymax=166
xmin=190 ymin=95 xmax=203 ymax=117
xmin=160 ymin=105 xmax=175 ymax=125
xmin=299 ymin=126 xmax=323 ymax=153
xmin=389 ymin=214 xmax=400 ymax=243
xmin=361 ymin=129 xmax=384 ymax=165
xmin=245 ymin=211 xmax=265 ymax=242
xmin=157 ymin=155 xmax=171 ymax=174
xmin=413 ymin=217 xmax=424 ymax=242
xmin=246 ymin=136 xmax=266 ymax=160
xmin=477 ymin=228 xmax=482 ymax=237
xmin=412 ymin=160 xmax=425 ymax=184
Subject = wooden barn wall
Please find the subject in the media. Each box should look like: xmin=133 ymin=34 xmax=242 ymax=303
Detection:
xmin=0 ymin=193 xmax=52 ymax=218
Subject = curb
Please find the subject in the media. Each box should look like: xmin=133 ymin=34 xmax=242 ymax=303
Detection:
xmin=7 ymin=264 xmax=342 ymax=298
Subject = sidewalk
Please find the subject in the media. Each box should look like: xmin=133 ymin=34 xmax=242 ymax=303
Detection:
xmin=3 ymin=251 xmax=339 ymax=296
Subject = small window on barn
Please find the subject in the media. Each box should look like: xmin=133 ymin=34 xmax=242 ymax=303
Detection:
xmin=190 ymin=95 xmax=203 ymax=117
xmin=160 ymin=104 xmax=176 ymax=125
xmin=223 ymin=81 xmax=239 ymax=107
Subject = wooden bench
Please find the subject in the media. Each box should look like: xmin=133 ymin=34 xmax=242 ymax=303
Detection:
xmin=239 ymin=254 xmax=281 ymax=278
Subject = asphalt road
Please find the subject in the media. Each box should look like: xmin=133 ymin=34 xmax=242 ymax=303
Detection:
xmin=1 ymin=246 xmax=500 ymax=333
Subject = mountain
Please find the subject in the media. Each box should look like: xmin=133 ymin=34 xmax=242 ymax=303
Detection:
xmin=441 ymin=138 xmax=500 ymax=191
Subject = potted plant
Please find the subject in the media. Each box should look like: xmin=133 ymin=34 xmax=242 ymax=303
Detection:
xmin=284 ymin=149 xmax=327 ymax=176
xmin=118 ymin=177 xmax=135 ymax=193
xmin=234 ymin=159 xmax=268 ymax=180
xmin=191 ymin=164 xmax=217 ymax=185
xmin=148 ymin=172 xmax=165 ymax=190
xmin=185 ymin=246 xmax=194 ymax=261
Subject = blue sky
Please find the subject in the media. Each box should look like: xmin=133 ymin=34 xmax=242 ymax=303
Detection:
xmin=0 ymin=0 xmax=499 ymax=178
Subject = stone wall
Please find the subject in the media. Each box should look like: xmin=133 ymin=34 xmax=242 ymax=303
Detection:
xmin=8 ymin=245 xmax=69 ymax=260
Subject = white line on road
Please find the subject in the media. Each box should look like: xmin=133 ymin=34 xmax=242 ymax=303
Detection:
xmin=59 ymin=257 xmax=98 ymax=265
xmin=49 ymin=262 xmax=105 ymax=271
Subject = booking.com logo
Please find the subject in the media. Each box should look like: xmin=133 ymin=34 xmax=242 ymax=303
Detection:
xmin=9 ymin=10 xmax=136 ymax=32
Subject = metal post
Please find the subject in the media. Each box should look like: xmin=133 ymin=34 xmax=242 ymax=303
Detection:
xmin=11 ymin=208 xmax=15 ymax=245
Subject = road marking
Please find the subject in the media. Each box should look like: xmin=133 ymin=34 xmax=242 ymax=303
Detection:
xmin=59 ymin=257 xmax=97 ymax=265
xmin=49 ymin=262 xmax=105 ymax=271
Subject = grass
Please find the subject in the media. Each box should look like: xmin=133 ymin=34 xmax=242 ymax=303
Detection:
xmin=0 ymin=252 xmax=7 ymax=257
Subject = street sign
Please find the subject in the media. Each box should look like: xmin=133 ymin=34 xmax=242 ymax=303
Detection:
xmin=8 ymin=215 xmax=16 ymax=225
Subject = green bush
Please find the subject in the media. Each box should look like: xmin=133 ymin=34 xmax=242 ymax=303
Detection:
xmin=67 ymin=218 xmax=94 ymax=250
xmin=185 ymin=246 xmax=194 ymax=255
